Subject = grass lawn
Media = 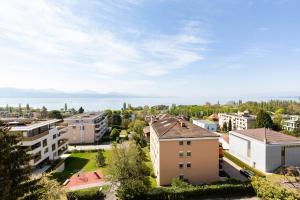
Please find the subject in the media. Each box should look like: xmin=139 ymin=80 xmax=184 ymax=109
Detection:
xmin=144 ymin=147 xmax=157 ymax=188
xmin=51 ymin=151 xmax=110 ymax=184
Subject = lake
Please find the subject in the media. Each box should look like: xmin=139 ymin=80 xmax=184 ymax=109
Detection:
xmin=0 ymin=96 xmax=299 ymax=111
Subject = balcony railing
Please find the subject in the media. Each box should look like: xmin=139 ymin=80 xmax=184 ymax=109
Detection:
xmin=57 ymin=139 xmax=68 ymax=148
xmin=22 ymin=131 xmax=49 ymax=141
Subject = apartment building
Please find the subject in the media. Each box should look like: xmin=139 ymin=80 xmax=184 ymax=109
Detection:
xmin=150 ymin=117 xmax=220 ymax=186
xmin=192 ymin=119 xmax=218 ymax=132
xmin=229 ymin=128 xmax=300 ymax=172
xmin=8 ymin=119 xmax=68 ymax=168
xmin=283 ymin=115 xmax=300 ymax=133
xmin=218 ymin=110 xmax=256 ymax=130
xmin=63 ymin=112 xmax=108 ymax=144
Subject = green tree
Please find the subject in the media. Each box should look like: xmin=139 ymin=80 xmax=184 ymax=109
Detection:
xmin=228 ymin=119 xmax=232 ymax=131
xmin=110 ymin=128 xmax=120 ymax=141
xmin=112 ymin=111 xmax=122 ymax=128
xmin=222 ymin=122 xmax=228 ymax=132
xmin=78 ymin=106 xmax=84 ymax=114
xmin=26 ymin=104 xmax=30 ymax=111
xmin=41 ymin=106 xmax=48 ymax=118
xmin=116 ymin=179 xmax=148 ymax=200
xmin=48 ymin=110 xmax=63 ymax=119
xmin=0 ymin=122 xmax=32 ymax=200
xmin=123 ymin=102 xmax=127 ymax=110
xmin=255 ymin=110 xmax=274 ymax=129
xmin=64 ymin=103 xmax=68 ymax=112
xmin=96 ymin=149 xmax=106 ymax=167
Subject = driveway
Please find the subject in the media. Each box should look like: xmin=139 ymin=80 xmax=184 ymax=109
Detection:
xmin=68 ymin=143 xmax=112 ymax=151
xmin=222 ymin=157 xmax=248 ymax=182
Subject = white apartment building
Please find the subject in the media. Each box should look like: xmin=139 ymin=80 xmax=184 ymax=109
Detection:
xmin=218 ymin=111 xmax=256 ymax=130
xmin=229 ymin=128 xmax=300 ymax=173
xmin=283 ymin=115 xmax=300 ymax=133
xmin=64 ymin=112 xmax=108 ymax=144
xmin=9 ymin=119 xmax=68 ymax=168
xmin=192 ymin=119 xmax=218 ymax=132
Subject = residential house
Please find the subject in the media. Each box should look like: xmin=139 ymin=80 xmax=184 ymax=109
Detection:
xmin=218 ymin=110 xmax=256 ymax=130
xmin=192 ymin=119 xmax=218 ymax=132
xmin=63 ymin=112 xmax=108 ymax=144
xmin=283 ymin=115 xmax=300 ymax=133
xmin=150 ymin=117 xmax=220 ymax=186
xmin=229 ymin=128 xmax=300 ymax=173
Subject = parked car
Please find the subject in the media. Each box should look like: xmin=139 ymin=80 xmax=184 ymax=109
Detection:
xmin=239 ymin=169 xmax=254 ymax=179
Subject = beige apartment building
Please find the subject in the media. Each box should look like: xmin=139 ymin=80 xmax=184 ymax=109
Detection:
xmin=218 ymin=110 xmax=256 ymax=130
xmin=150 ymin=117 xmax=220 ymax=186
xmin=63 ymin=112 xmax=108 ymax=144
xmin=8 ymin=119 xmax=68 ymax=168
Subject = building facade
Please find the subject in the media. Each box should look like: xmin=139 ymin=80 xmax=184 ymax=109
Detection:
xmin=229 ymin=128 xmax=300 ymax=173
xmin=218 ymin=111 xmax=256 ymax=130
xmin=9 ymin=119 xmax=68 ymax=168
xmin=283 ymin=115 xmax=300 ymax=133
xmin=150 ymin=117 xmax=220 ymax=186
xmin=192 ymin=119 xmax=217 ymax=132
xmin=63 ymin=112 xmax=108 ymax=144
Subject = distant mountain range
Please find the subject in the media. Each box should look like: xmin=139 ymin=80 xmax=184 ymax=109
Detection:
xmin=0 ymin=87 xmax=147 ymax=98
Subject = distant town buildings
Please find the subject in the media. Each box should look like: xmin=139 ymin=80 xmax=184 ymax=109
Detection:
xmin=8 ymin=119 xmax=68 ymax=168
xmin=218 ymin=110 xmax=256 ymax=130
xmin=229 ymin=128 xmax=300 ymax=173
xmin=63 ymin=112 xmax=108 ymax=144
xmin=192 ymin=119 xmax=218 ymax=132
xmin=150 ymin=117 xmax=220 ymax=186
xmin=283 ymin=115 xmax=300 ymax=133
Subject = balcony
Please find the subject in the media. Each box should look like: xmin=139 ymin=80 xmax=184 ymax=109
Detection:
xmin=22 ymin=131 xmax=49 ymax=142
xmin=57 ymin=139 xmax=68 ymax=148
xmin=58 ymin=146 xmax=68 ymax=156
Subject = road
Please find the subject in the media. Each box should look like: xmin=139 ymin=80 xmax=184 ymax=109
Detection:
xmin=221 ymin=157 xmax=248 ymax=182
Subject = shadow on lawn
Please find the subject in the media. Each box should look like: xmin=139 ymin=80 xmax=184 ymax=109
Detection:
xmin=51 ymin=157 xmax=90 ymax=184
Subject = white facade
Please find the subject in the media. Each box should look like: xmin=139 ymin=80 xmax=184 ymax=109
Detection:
xmin=193 ymin=120 xmax=217 ymax=132
xmin=229 ymin=131 xmax=300 ymax=173
xmin=283 ymin=115 xmax=300 ymax=132
xmin=218 ymin=111 xmax=256 ymax=130
xmin=10 ymin=119 xmax=68 ymax=168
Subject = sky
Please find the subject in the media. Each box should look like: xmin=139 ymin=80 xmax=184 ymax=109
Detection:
xmin=0 ymin=0 xmax=300 ymax=98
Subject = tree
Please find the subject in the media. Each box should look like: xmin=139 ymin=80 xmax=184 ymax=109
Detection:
xmin=110 ymin=128 xmax=120 ymax=141
xmin=48 ymin=110 xmax=63 ymax=119
xmin=256 ymin=110 xmax=274 ymax=129
xmin=78 ymin=107 xmax=84 ymax=114
xmin=64 ymin=103 xmax=68 ymax=112
xmin=41 ymin=106 xmax=48 ymax=118
xmin=222 ymin=122 xmax=228 ymax=132
xmin=123 ymin=102 xmax=127 ymax=110
xmin=22 ymin=175 xmax=67 ymax=200
xmin=112 ymin=111 xmax=122 ymax=128
xmin=0 ymin=122 xmax=32 ymax=200
xmin=26 ymin=104 xmax=30 ymax=111
xmin=96 ymin=149 xmax=106 ymax=167
xmin=116 ymin=179 xmax=148 ymax=200
xmin=228 ymin=119 xmax=232 ymax=131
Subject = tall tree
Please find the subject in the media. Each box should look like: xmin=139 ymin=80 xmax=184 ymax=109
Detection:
xmin=123 ymin=102 xmax=127 ymax=110
xmin=228 ymin=119 xmax=232 ymax=131
xmin=48 ymin=110 xmax=63 ymax=119
xmin=41 ymin=106 xmax=48 ymax=118
xmin=78 ymin=106 xmax=84 ymax=114
xmin=26 ymin=104 xmax=30 ymax=111
xmin=112 ymin=111 xmax=122 ymax=128
xmin=96 ymin=149 xmax=106 ymax=167
xmin=0 ymin=122 xmax=32 ymax=200
xmin=255 ymin=110 xmax=274 ymax=129
xmin=64 ymin=103 xmax=68 ymax=112
xmin=223 ymin=122 xmax=228 ymax=132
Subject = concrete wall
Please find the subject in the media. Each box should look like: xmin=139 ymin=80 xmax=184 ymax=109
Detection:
xmin=285 ymin=146 xmax=300 ymax=167
xmin=64 ymin=124 xmax=95 ymax=144
xmin=159 ymin=138 xmax=219 ymax=185
xmin=265 ymin=145 xmax=281 ymax=172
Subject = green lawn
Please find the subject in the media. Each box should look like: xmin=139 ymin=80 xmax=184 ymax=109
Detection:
xmin=51 ymin=151 xmax=110 ymax=184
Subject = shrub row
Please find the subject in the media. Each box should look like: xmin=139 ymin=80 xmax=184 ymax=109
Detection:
xmin=223 ymin=151 xmax=265 ymax=177
xmin=251 ymin=176 xmax=300 ymax=200
xmin=145 ymin=182 xmax=255 ymax=200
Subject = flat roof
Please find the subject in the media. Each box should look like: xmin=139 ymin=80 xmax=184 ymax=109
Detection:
xmin=64 ymin=112 xmax=104 ymax=120
xmin=152 ymin=117 xmax=219 ymax=139
xmin=193 ymin=119 xmax=217 ymax=125
xmin=10 ymin=119 xmax=61 ymax=131
xmin=232 ymin=128 xmax=300 ymax=144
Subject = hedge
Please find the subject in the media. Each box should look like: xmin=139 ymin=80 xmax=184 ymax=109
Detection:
xmin=145 ymin=182 xmax=255 ymax=200
xmin=223 ymin=151 xmax=265 ymax=177
xmin=251 ymin=176 xmax=300 ymax=200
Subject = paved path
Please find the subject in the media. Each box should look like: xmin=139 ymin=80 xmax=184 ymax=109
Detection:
xmin=66 ymin=181 xmax=110 ymax=191
xmin=222 ymin=157 xmax=248 ymax=182
xmin=68 ymin=143 xmax=112 ymax=151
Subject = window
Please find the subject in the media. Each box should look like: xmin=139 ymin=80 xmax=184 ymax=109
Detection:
xmin=187 ymin=162 xmax=191 ymax=168
xmin=42 ymin=139 xmax=47 ymax=147
xmin=179 ymin=163 xmax=184 ymax=169
xmin=187 ymin=151 xmax=191 ymax=157
xmin=179 ymin=151 xmax=184 ymax=157
xmin=179 ymin=141 xmax=183 ymax=145
xmin=44 ymin=148 xmax=48 ymax=154
xmin=179 ymin=174 xmax=184 ymax=180
xmin=53 ymin=134 xmax=56 ymax=139
xmin=72 ymin=126 xmax=76 ymax=130
xmin=52 ymin=144 xmax=56 ymax=151
xmin=187 ymin=141 xmax=191 ymax=145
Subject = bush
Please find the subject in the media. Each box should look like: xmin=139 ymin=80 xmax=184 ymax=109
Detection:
xmin=223 ymin=151 xmax=265 ymax=177
xmin=96 ymin=150 xmax=105 ymax=167
xmin=251 ymin=176 xmax=300 ymax=200
xmin=110 ymin=128 xmax=120 ymax=141
xmin=116 ymin=179 xmax=149 ymax=200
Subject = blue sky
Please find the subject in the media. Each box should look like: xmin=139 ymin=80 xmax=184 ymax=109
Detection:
xmin=0 ymin=0 xmax=299 ymax=98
